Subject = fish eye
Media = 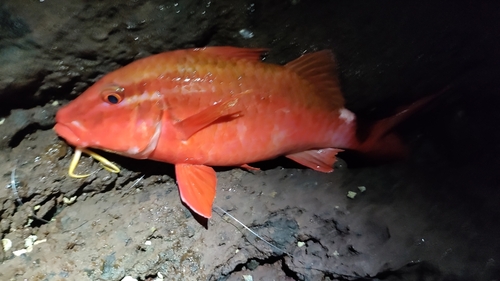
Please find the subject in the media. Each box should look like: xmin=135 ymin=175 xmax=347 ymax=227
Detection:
xmin=100 ymin=86 xmax=124 ymax=104
xmin=105 ymin=93 xmax=122 ymax=104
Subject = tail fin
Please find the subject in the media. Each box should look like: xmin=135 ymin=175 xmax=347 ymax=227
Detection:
xmin=358 ymin=93 xmax=441 ymax=159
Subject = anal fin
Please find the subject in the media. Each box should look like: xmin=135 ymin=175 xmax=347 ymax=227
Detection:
xmin=286 ymin=148 xmax=343 ymax=173
xmin=240 ymin=164 xmax=260 ymax=171
xmin=175 ymin=164 xmax=217 ymax=218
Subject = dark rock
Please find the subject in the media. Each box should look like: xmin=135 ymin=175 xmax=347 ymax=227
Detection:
xmin=0 ymin=0 xmax=499 ymax=280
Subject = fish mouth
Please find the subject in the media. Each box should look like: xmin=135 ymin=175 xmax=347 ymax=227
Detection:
xmin=54 ymin=121 xmax=161 ymax=159
xmin=53 ymin=123 xmax=89 ymax=147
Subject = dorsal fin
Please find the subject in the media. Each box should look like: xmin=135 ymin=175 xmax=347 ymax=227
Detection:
xmin=285 ymin=50 xmax=344 ymax=109
xmin=194 ymin=46 xmax=268 ymax=62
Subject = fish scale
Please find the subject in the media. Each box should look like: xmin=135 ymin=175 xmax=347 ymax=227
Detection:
xmin=55 ymin=46 xmax=430 ymax=218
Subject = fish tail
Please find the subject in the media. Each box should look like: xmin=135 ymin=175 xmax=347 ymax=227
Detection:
xmin=357 ymin=92 xmax=442 ymax=159
xmin=358 ymin=127 xmax=408 ymax=160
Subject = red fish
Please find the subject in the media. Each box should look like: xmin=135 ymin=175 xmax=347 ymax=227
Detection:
xmin=54 ymin=47 xmax=430 ymax=218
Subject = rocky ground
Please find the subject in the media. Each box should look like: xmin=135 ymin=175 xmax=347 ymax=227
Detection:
xmin=1 ymin=0 xmax=500 ymax=280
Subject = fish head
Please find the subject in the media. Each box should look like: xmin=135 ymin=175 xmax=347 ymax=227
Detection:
xmin=54 ymin=78 xmax=164 ymax=159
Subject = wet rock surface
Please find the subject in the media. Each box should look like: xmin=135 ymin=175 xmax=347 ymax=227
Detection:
xmin=1 ymin=0 xmax=500 ymax=280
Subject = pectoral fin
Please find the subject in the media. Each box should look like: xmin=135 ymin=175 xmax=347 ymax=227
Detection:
xmin=286 ymin=148 xmax=343 ymax=173
xmin=175 ymin=164 xmax=217 ymax=218
xmin=175 ymin=90 xmax=251 ymax=140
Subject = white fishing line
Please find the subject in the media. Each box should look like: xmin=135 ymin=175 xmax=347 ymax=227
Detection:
xmin=213 ymin=205 xmax=292 ymax=256
xmin=10 ymin=168 xmax=23 ymax=205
